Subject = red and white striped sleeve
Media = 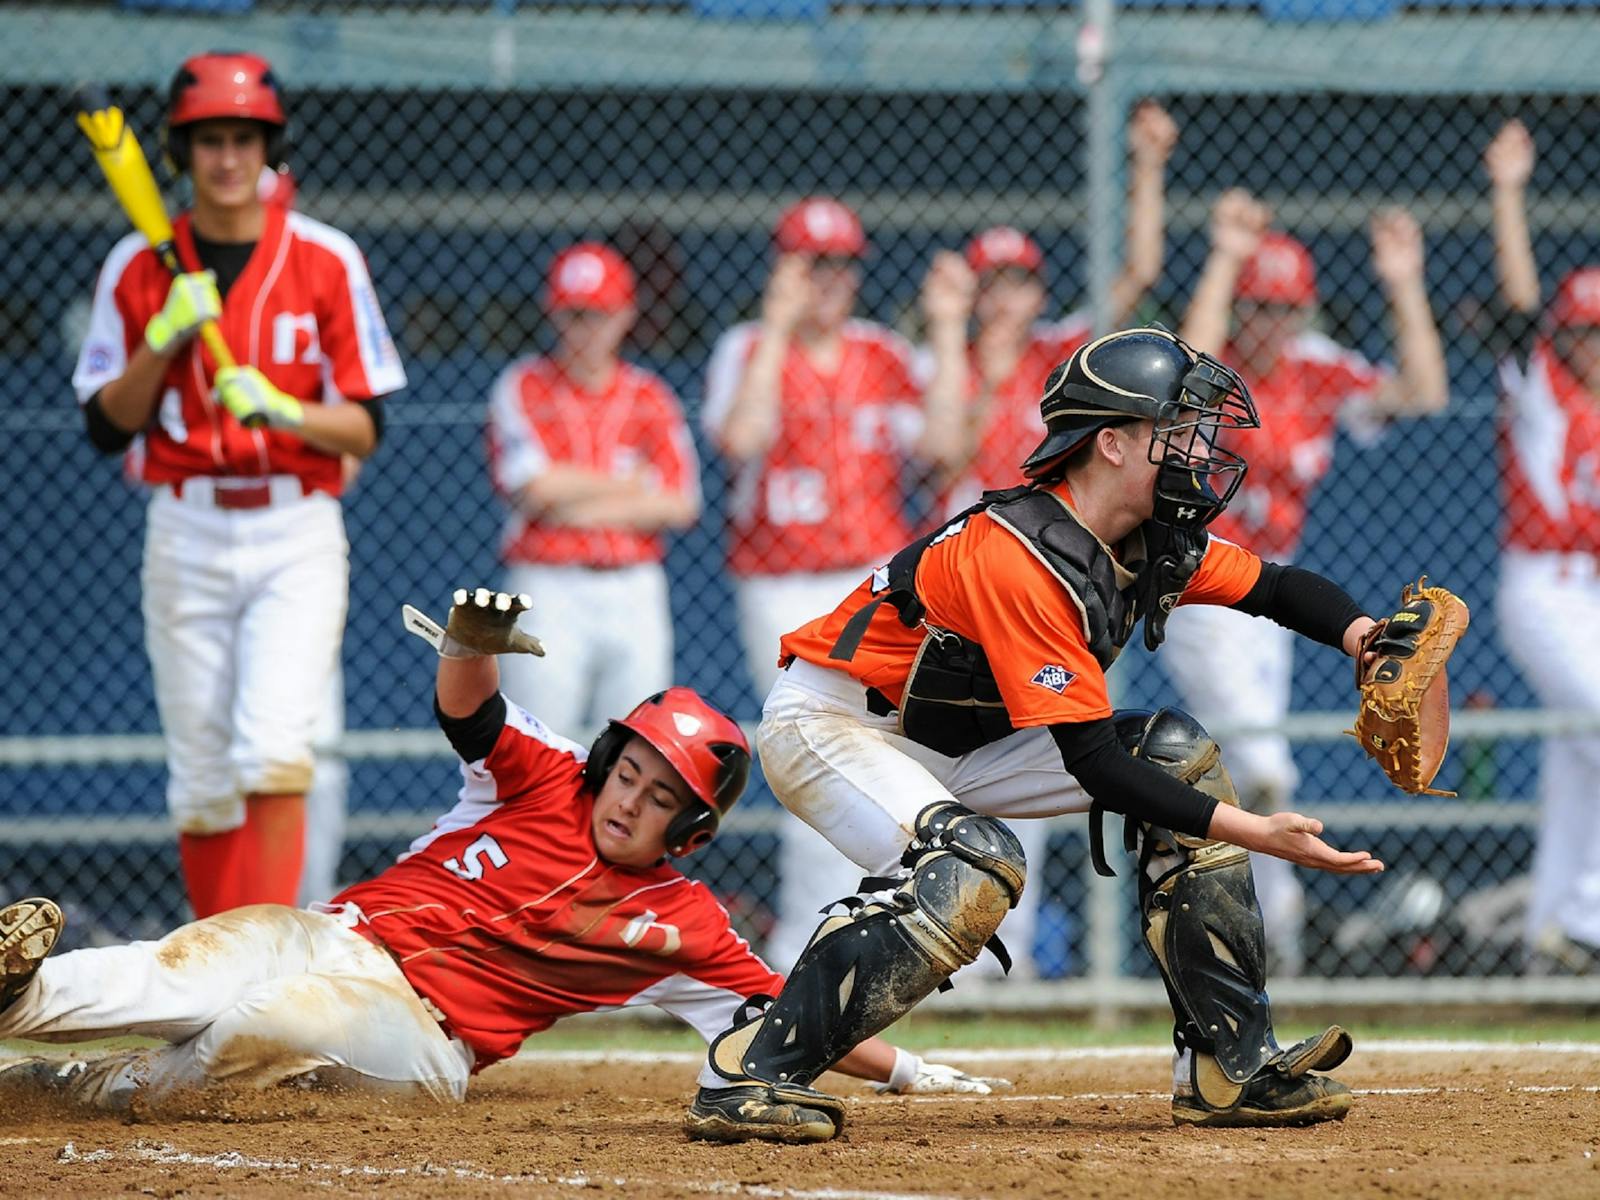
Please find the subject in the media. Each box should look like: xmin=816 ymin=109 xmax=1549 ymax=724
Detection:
xmin=72 ymin=233 xmax=148 ymax=403
xmin=487 ymin=359 xmax=551 ymax=496
xmin=290 ymin=213 xmax=406 ymax=401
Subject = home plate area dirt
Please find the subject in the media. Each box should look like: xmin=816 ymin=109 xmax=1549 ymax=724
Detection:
xmin=1 ymin=1046 xmax=1596 ymax=1198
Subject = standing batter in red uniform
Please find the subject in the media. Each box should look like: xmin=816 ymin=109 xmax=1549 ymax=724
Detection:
xmin=0 ymin=590 xmax=999 ymax=1108
xmin=72 ymin=52 xmax=406 ymax=917
xmin=489 ymin=242 xmax=700 ymax=738
xmin=1161 ymin=188 xmax=1447 ymax=972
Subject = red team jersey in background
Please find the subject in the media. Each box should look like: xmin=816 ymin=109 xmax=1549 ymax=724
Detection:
xmin=331 ymin=705 xmax=781 ymax=1070
xmin=487 ymin=356 xmax=701 ymax=567
xmin=71 ymin=206 xmax=406 ymax=495
xmin=703 ymin=320 xmax=923 ymax=575
xmin=1208 ymin=331 xmax=1387 ymax=562
xmin=924 ymin=318 xmax=1092 ymax=518
xmin=1498 ymin=345 xmax=1600 ymax=553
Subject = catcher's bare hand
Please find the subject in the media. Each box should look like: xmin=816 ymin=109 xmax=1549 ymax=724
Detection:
xmin=401 ymin=588 xmax=545 ymax=659
xmin=1209 ymin=805 xmax=1383 ymax=875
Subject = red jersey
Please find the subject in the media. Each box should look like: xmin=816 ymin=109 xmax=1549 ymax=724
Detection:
xmin=781 ymin=484 xmax=1262 ymax=728
xmin=920 ymin=317 xmax=1092 ymax=519
xmin=487 ymin=356 xmax=700 ymax=567
xmin=72 ymin=207 xmax=405 ymax=496
xmin=330 ymin=703 xmax=780 ymax=1070
xmin=1499 ymin=344 xmax=1600 ymax=553
xmin=703 ymin=320 xmax=923 ymax=575
xmin=1209 ymin=332 xmax=1386 ymax=561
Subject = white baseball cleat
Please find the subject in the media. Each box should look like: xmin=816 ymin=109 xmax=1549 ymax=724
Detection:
xmin=0 ymin=898 xmax=64 ymax=1014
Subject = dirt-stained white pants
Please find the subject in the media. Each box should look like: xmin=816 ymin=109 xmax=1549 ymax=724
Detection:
xmin=757 ymin=660 xmax=1093 ymax=878
xmin=0 ymin=906 xmax=472 ymax=1109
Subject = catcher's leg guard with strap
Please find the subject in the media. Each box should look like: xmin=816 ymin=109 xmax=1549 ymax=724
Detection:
xmin=1117 ymin=709 xmax=1351 ymax=1119
xmin=694 ymin=803 xmax=1025 ymax=1139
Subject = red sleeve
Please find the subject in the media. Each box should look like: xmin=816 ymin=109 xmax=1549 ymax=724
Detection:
xmin=679 ymin=885 xmax=785 ymax=998
xmin=482 ymin=702 xmax=593 ymax=810
xmin=301 ymin=230 xmax=406 ymax=400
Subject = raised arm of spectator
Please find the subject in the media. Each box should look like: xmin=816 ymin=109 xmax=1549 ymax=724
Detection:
xmin=1109 ymin=101 xmax=1179 ymax=324
xmin=1368 ymin=207 xmax=1448 ymax=417
xmin=915 ymin=250 xmax=977 ymax=474
xmin=1485 ymin=119 xmax=1541 ymax=315
xmin=710 ymin=255 xmax=811 ymax=462
xmin=1179 ymin=188 xmax=1270 ymax=356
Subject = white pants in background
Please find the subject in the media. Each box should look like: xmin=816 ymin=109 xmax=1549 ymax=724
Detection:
xmin=1498 ymin=549 xmax=1600 ymax=952
xmin=0 ymin=906 xmax=472 ymax=1109
xmin=142 ymin=483 xmax=349 ymax=835
xmin=499 ymin=562 xmax=673 ymax=740
xmin=1135 ymin=602 xmax=1305 ymax=972
xmin=300 ymin=664 xmax=348 ymax=907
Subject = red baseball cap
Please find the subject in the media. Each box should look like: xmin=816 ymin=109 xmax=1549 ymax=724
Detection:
xmin=773 ymin=197 xmax=867 ymax=258
xmin=169 ymin=52 xmax=286 ymax=129
xmin=966 ymin=226 xmax=1044 ymax=277
xmin=1548 ymin=267 xmax=1600 ymax=329
xmin=1235 ymin=231 xmax=1317 ymax=308
xmin=545 ymin=243 xmax=636 ymax=313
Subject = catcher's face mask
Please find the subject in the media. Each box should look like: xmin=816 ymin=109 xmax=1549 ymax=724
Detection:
xmin=1144 ymin=350 xmax=1259 ymax=531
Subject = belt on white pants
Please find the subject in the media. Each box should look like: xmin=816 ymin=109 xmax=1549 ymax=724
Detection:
xmin=162 ymin=476 xmax=311 ymax=511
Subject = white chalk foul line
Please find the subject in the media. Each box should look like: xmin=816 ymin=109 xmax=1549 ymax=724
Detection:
xmin=53 ymin=1140 xmax=958 ymax=1200
xmin=512 ymin=1038 xmax=1600 ymax=1067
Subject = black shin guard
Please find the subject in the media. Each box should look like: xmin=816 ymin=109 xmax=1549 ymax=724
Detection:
xmin=708 ymin=803 xmax=1025 ymax=1088
xmin=1120 ymin=708 xmax=1350 ymax=1110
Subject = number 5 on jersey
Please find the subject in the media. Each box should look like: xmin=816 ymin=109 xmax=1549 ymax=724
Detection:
xmin=443 ymin=834 xmax=508 ymax=881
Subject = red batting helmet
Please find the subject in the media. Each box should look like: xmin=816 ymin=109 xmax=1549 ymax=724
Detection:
xmin=166 ymin=51 xmax=288 ymax=173
xmin=966 ymin=226 xmax=1045 ymax=277
xmin=584 ymin=688 xmax=752 ymax=857
xmin=774 ymin=197 xmax=867 ymax=258
xmin=1548 ymin=268 xmax=1600 ymax=330
xmin=1235 ymin=231 xmax=1317 ymax=308
xmin=545 ymin=243 xmax=637 ymax=313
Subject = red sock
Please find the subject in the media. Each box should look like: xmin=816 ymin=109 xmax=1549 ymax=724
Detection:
xmin=236 ymin=793 xmax=307 ymax=907
xmin=178 ymin=828 xmax=248 ymax=918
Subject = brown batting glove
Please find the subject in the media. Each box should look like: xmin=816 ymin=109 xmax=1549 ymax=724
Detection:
xmin=401 ymin=588 xmax=546 ymax=659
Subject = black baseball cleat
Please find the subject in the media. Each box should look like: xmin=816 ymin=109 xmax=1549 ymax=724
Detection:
xmin=685 ymin=1083 xmax=845 ymax=1144
xmin=1172 ymin=1070 xmax=1352 ymax=1128
xmin=0 ymin=898 xmax=65 ymax=1015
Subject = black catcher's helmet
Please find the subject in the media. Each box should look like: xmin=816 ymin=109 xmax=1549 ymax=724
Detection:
xmin=1020 ymin=327 xmax=1259 ymax=530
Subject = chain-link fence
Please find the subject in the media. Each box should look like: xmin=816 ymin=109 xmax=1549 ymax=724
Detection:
xmin=5 ymin=1 xmax=1600 ymax=1000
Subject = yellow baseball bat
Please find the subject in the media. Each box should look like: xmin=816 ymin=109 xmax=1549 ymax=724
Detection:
xmin=74 ymin=86 xmax=245 ymax=387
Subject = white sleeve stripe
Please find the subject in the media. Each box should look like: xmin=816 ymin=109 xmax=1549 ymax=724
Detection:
xmin=72 ymin=233 xmax=147 ymax=403
xmin=489 ymin=363 xmax=551 ymax=493
xmin=604 ymin=974 xmax=761 ymax=1045
xmin=287 ymin=212 xmax=407 ymax=396
xmin=701 ymin=324 xmax=757 ymax=436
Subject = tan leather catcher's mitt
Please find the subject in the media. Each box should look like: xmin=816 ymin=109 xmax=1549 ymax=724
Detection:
xmin=1349 ymin=577 xmax=1470 ymax=796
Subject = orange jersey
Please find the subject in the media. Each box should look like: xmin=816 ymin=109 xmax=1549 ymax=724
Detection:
xmin=333 ymin=704 xmax=781 ymax=1070
xmin=703 ymin=320 xmax=922 ymax=575
xmin=920 ymin=317 xmax=1092 ymax=519
xmin=73 ymin=206 xmax=405 ymax=495
xmin=488 ymin=356 xmax=700 ymax=567
xmin=782 ymin=486 xmax=1262 ymax=728
xmin=1499 ymin=344 xmax=1600 ymax=553
xmin=1209 ymin=332 xmax=1386 ymax=561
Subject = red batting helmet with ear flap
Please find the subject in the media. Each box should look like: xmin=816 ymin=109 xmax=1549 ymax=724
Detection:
xmin=166 ymin=51 xmax=288 ymax=173
xmin=583 ymin=688 xmax=751 ymax=857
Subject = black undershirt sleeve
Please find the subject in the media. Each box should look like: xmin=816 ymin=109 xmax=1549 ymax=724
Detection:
xmin=434 ymin=690 xmax=507 ymax=764
xmin=83 ymin=390 xmax=137 ymax=455
xmin=363 ymin=396 xmax=386 ymax=446
xmin=1230 ymin=561 xmax=1369 ymax=652
xmin=1049 ymin=718 xmax=1219 ymax=838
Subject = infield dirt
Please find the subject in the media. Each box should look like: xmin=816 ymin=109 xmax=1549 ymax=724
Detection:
xmin=0 ymin=1047 xmax=1595 ymax=1198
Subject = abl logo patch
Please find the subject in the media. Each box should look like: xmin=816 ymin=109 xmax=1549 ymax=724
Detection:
xmin=1030 ymin=664 xmax=1076 ymax=694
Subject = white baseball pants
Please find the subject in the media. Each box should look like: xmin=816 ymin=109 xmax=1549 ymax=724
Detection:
xmin=142 ymin=483 xmax=349 ymax=834
xmin=499 ymin=562 xmax=673 ymax=740
xmin=0 ymin=905 xmax=472 ymax=1109
xmin=1498 ymin=549 xmax=1600 ymax=951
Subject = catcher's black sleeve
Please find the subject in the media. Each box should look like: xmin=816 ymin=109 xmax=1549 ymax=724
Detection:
xmin=1049 ymin=718 xmax=1219 ymax=838
xmin=434 ymin=690 xmax=507 ymax=763
xmin=83 ymin=391 xmax=137 ymax=455
xmin=1231 ymin=561 xmax=1369 ymax=652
